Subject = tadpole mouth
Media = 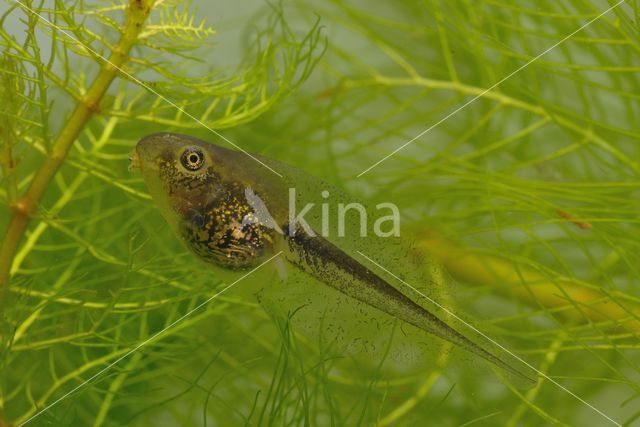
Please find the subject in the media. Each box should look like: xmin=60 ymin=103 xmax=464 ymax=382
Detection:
xmin=128 ymin=149 xmax=140 ymax=172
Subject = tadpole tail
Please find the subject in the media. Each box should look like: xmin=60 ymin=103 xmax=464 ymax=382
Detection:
xmin=282 ymin=228 xmax=537 ymax=385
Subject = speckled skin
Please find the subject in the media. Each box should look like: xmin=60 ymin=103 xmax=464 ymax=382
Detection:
xmin=134 ymin=132 xmax=535 ymax=385
xmin=136 ymin=133 xmax=278 ymax=269
xmin=158 ymin=155 xmax=273 ymax=269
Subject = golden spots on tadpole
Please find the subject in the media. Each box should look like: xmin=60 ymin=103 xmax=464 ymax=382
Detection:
xmin=194 ymin=228 xmax=210 ymax=242
xmin=230 ymin=219 xmax=245 ymax=240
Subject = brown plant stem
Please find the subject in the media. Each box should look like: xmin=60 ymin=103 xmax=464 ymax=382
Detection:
xmin=0 ymin=0 xmax=155 ymax=302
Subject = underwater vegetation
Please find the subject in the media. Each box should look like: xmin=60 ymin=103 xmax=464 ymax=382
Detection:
xmin=0 ymin=0 xmax=639 ymax=426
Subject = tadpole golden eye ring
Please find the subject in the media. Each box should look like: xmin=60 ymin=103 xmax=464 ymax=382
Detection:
xmin=181 ymin=147 xmax=205 ymax=171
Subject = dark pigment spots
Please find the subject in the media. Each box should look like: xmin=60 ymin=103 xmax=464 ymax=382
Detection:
xmin=284 ymin=225 xmax=412 ymax=303
xmin=157 ymin=157 xmax=274 ymax=269
xmin=158 ymin=158 xmax=212 ymax=196
xmin=183 ymin=191 xmax=273 ymax=269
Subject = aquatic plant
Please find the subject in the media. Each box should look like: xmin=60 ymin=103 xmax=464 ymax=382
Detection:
xmin=0 ymin=0 xmax=638 ymax=425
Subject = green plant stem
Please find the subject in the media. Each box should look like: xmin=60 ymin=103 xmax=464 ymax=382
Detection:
xmin=0 ymin=54 xmax=20 ymax=203
xmin=0 ymin=0 xmax=154 ymax=302
xmin=344 ymin=76 xmax=638 ymax=173
xmin=0 ymin=142 xmax=17 ymax=203
xmin=418 ymin=230 xmax=640 ymax=333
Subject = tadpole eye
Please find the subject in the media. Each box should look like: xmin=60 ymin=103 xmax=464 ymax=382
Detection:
xmin=180 ymin=147 xmax=205 ymax=171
